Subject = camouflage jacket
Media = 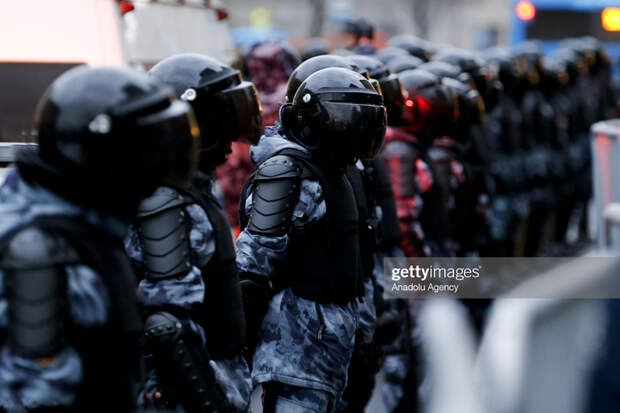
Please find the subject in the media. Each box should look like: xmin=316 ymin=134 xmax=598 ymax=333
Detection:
xmin=236 ymin=127 xmax=360 ymax=397
xmin=0 ymin=167 xmax=119 ymax=409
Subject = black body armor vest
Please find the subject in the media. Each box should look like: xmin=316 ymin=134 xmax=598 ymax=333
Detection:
xmin=240 ymin=150 xmax=363 ymax=304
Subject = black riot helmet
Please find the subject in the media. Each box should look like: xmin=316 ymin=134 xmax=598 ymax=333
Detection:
xmin=386 ymin=55 xmax=424 ymax=74
xmin=22 ymin=66 xmax=199 ymax=220
xmin=434 ymin=49 xmax=488 ymax=90
xmin=420 ymin=60 xmax=485 ymax=126
xmin=433 ymin=48 xmax=500 ymax=111
xmin=280 ymin=67 xmax=386 ymax=169
xmin=388 ymin=35 xmax=433 ymax=62
xmin=482 ymin=47 xmax=522 ymax=96
xmin=553 ymin=48 xmax=584 ymax=86
xmin=514 ymin=42 xmax=546 ymax=87
xmin=346 ymin=18 xmax=375 ymax=40
xmin=560 ymin=38 xmax=597 ymax=74
xmin=348 ymin=54 xmax=407 ymax=126
xmin=442 ymin=77 xmax=485 ymax=133
xmin=285 ymin=54 xmax=372 ymax=103
xmin=376 ymin=46 xmax=410 ymax=64
xmin=398 ymin=69 xmax=457 ymax=142
xmin=580 ymin=36 xmax=612 ymax=74
xmin=419 ymin=61 xmax=475 ymax=89
xmin=149 ymin=53 xmax=262 ymax=172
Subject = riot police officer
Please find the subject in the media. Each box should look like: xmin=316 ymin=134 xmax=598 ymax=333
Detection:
xmin=342 ymin=55 xmax=408 ymax=413
xmin=381 ymin=69 xmax=455 ymax=257
xmin=0 ymin=66 xmax=198 ymax=411
xmin=345 ymin=18 xmax=376 ymax=55
xmin=124 ymin=54 xmax=262 ymax=412
xmin=237 ymin=67 xmax=386 ymax=412
xmin=481 ymin=48 xmax=530 ymax=257
xmin=378 ymin=69 xmax=459 ymax=411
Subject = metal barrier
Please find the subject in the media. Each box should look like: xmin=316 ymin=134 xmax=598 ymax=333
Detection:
xmin=420 ymin=254 xmax=620 ymax=413
xmin=592 ymin=119 xmax=620 ymax=249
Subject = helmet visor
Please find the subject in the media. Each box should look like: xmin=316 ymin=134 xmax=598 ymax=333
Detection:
xmin=216 ymin=81 xmax=263 ymax=145
xmin=379 ymin=73 xmax=406 ymax=123
xmin=136 ymin=100 xmax=200 ymax=188
xmin=320 ymin=101 xmax=387 ymax=161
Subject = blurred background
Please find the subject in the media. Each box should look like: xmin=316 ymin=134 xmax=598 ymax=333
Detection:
xmin=1 ymin=0 xmax=618 ymax=145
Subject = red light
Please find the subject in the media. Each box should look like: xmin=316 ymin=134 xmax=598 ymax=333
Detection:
xmin=119 ymin=1 xmax=134 ymax=15
xmin=417 ymin=97 xmax=430 ymax=114
xmin=405 ymin=98 xmax=415 ymax=108
xmin=216 ymin=8 xmax=229 ymax=21
xmin=454 ymin=109 xmax=461 ymax=120
xmin=516 ymin=1 xmax=536 ymax=21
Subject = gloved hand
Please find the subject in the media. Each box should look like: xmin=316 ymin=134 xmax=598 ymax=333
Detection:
xmin=239 ymin=272 xmax=273 ymax=362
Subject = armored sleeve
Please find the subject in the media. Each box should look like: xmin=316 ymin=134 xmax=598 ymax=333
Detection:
xmin=1 ymin=227 xmax=76 ymax=359
xmin=236 ymin=177 xmax=325 ymax=277
xmin=135 ymin=188 xmax=192 ymax=281
xmin=246 ymin=155 xmax=302 ymax=236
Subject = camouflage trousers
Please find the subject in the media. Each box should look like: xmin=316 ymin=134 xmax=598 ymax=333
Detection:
xmin=262 ymin=383 xmax=336 ymax=413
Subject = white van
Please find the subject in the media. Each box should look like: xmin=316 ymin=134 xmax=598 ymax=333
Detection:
xmin=123 ymin=0 xmax=236 ymax=69
xmin=0 ymin=0 xmax=235 ymax=180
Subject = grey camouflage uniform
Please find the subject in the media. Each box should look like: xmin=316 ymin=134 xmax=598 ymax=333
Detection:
xmin=125 ymin=183 xmax=251 ymax=412
xmin=236 ymin=127 xmax=360 ymax=410
xmin=0 ymin=167 xmax=117 ymax=410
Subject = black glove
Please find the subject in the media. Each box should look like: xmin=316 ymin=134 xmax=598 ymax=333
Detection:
xmin=239 ymin=272 xmax=273 ymax=362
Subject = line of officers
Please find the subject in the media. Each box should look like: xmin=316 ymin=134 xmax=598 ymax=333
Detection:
xmin=0 ymin=33 xmax=613 ymax=413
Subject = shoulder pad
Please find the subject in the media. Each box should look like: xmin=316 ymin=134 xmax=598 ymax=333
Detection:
xmin=2 ymin=227 xmax=71 ymax=358
xmin=255 ymin=155 xmax=304 ymax=181
xmin=2 ymin=227 xmax=79 ymax=270
xmin=247 ymin=156 xmax=302 ymax=236
xmin=137 ymin=187 xmax=188 ymax=218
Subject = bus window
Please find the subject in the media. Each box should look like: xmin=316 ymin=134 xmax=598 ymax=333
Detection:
xmin=526 ymin=10 xmax=620 ymax=42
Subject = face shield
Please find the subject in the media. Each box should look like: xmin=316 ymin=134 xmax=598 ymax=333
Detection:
xmin=378 ymin=73 xmax=406 ymax=124
xmin=318 ymin=99 xmax=387 ymax=162
xmin=135 ymin=100 xmax=200 ymax=188
xmin=215 ymin=81 xmax=263 ymax=145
